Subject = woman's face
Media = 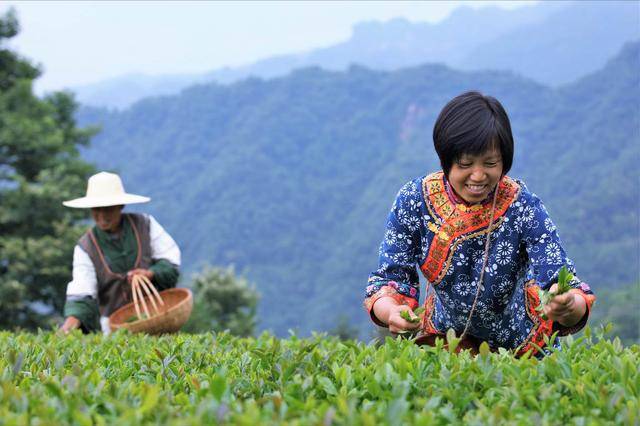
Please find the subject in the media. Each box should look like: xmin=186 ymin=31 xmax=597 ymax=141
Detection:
xmin=91 ymin=205 xmax=124 ymax=232
xmin=448 ymin=149 xmax=503 ymax=204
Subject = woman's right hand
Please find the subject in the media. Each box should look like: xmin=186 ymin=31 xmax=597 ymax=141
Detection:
xmin=59 ymin=316 xmax=81 ymax=334
xmin=373 ymin=297 xmax=421 ymax=334
xmin=387 ymin=304 xmax=421 ymax=334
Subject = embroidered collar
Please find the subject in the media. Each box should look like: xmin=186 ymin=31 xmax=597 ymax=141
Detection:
xmin=420 ymin=171 xmax=521 ymax=283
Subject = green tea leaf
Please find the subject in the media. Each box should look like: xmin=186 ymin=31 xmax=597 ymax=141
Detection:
xmin=211 ymin=375 xmax=227 ymax=401
xmin=556 ymin=266 xmax=574 ymax=294
xmin=317 ymin=376 xmax=337 ymax=396
xmin=446 ymin=328 xmax=460 ymax=353
xmin=479 ymin=341 xmax=490 ymax=357
xmin=399 ymin=310 xmax=419 ymax=323
xmin=140 ymin=385 xmax=159 ymax=414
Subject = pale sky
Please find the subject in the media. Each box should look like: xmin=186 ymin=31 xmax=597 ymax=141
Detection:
xmin=1 ymin=1 xmax=534 ymax=93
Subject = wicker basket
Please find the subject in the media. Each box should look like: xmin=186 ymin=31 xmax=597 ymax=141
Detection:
xmin=109 ymin=287 xmax=193 ymax=334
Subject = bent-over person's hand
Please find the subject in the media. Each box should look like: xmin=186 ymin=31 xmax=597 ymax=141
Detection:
xmin=542 ymin=283 xmax=587 ymax=327
xmin=127 ymin=268 xmax=154 ymax=284
xmin=59 ymin=316 xmax=81 ymax=335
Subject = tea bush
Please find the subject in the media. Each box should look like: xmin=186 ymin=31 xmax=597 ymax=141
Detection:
xmin=0 ymin=328 xmax=637 ymax=425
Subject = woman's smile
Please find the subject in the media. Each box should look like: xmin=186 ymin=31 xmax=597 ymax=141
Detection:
xmin=465 ymin=183 xmax=488 ymax=194
xmin=448 ymin=149 xmax=503 ymax=204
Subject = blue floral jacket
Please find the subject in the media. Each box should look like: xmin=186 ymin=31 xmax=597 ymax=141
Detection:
xmin=365 ymin=172 xmax=596 ymax=355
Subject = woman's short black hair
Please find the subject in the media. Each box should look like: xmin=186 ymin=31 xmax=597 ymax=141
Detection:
xmin=433 ymin=91 xmax=514 ymax=177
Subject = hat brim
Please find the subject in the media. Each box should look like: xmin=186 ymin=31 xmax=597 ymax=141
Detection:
xmin=62 ymin=194 xmax=150 ymax=208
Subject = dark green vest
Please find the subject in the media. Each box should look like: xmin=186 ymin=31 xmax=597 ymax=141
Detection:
xmin=78 ymin=213 xmax=152 ymax=316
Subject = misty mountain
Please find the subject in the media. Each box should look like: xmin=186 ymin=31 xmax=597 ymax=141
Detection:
xmin=73 ymin=1 xmax=638 ymax=109
xmin=77 ymin=41 xmax=639 ymax=336
xmin=458 ymin=1 xmax=640 ymax=85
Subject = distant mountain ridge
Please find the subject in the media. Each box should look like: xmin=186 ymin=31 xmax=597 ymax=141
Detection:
xmin=77 ymin=41 xmax=640 ymax=336
xmin=72 ymin=1 xmax=638 ymax=109
xmin=459 ymin=2 xmax=640 ymax=85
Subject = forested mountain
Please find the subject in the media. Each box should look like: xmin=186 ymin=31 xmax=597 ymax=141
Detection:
xmin=73 ymin=1 xmax=638 ymax=109
xmin=77 ymin=41 xmax=640 ymax=336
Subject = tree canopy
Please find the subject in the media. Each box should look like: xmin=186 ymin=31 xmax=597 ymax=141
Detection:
xmin=183 ymin=266 xmax=259 ymax=336
xmin=0 ymin=9 xmax=96 ymax=330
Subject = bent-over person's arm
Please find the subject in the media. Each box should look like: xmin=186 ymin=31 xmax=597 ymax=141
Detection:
xmin=62 ymin=245 xmax=100 ymax=333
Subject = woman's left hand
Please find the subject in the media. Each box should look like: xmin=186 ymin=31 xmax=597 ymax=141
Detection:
xmin=542 ymin=284 xmax=586 ymax=327
xmin=127 ymin=268 xmax=154 ymax=284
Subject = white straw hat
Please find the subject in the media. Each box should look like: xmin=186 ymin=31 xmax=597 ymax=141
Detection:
xmin=63 ymin=172 xmax=150 ymax=208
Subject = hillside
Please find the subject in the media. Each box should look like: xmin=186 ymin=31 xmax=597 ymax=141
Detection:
xmin=76 ymin=42 xmax=640 ymax=336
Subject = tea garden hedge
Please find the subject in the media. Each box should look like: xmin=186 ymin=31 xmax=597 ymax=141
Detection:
xmin=1 ymin=328 xmax=637 ymax=425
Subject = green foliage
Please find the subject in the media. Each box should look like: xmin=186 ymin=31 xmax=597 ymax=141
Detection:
xmin=182 ymin=266 xmax=259 ymax=336
xmin=587 ymin=283 xmax=640 ymax=346
xmin=0 ymin=9 xmax=96 ymax=330
xmin=0 ymin=330 xmax=637 ymax=423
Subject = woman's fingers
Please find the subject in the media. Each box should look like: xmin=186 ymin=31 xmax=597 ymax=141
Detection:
xmin=388 ymin=309 xmax=420 ymax=333
xmin=544 ymin=292 xmax=576 ymax=321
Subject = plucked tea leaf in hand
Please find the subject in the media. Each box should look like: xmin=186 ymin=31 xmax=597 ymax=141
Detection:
xmin=399 ymin=310 xmax=419 ymax=323
xmin=556 ymin=265 xmax=574 ymax=294
xmin=536 ymin=265 xmax=575 ymax=319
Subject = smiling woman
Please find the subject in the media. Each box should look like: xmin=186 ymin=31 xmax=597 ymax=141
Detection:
xmin=364 ymin=91 xmax=596 ymax=357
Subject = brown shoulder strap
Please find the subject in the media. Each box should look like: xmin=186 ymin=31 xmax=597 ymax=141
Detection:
xmin=87 ymin=229 xmax=125 ymax=279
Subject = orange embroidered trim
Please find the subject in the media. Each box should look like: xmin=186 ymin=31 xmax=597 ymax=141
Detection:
xmin=555 ymin=289 xmax=597 ymax=336
xmin=571 ymin=289 xmax=596 ymax=312
xmin=516 ymin=280 xmax=553 ymax=357
xmin=419 ymin=293 xmax=439 ymax=335
xmin=420 ymin=172 xmax=520 ymax=284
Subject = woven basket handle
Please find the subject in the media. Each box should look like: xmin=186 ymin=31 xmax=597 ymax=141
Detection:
xmin=131 ymin=274 xmax=165 ymax=320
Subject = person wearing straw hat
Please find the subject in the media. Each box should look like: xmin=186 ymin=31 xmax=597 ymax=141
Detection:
xmin=59 ymin=171 xmax=181 ymax=333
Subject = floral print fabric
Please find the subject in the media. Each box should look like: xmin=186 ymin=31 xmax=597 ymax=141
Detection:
xmin=365 ymin=172 xmax=595 ymax=353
